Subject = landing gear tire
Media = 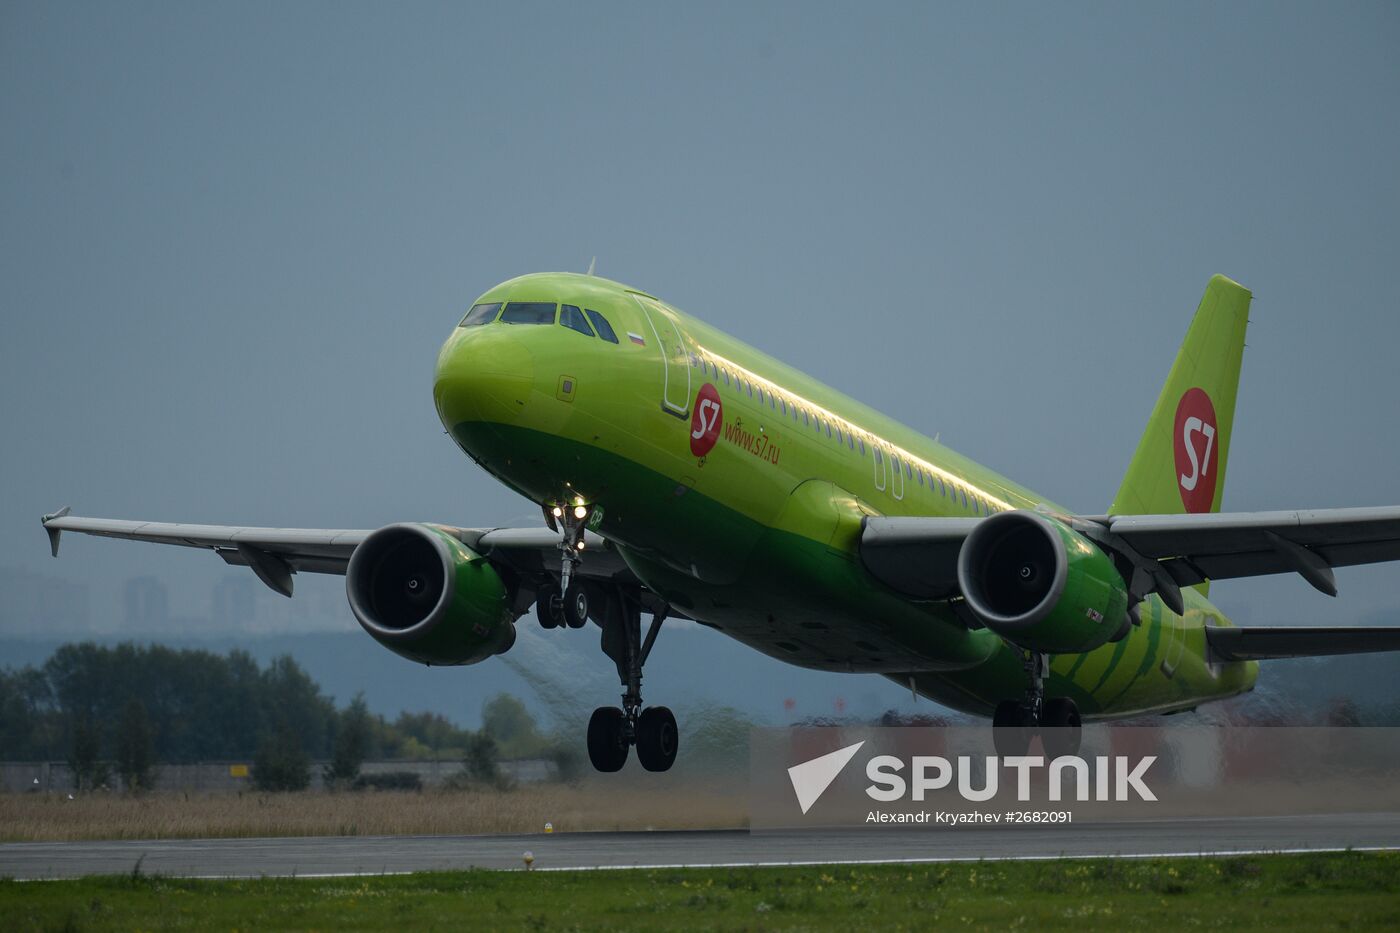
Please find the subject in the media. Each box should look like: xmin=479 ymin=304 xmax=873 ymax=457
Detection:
xmin=562 ymin=581 xmax=589 ymax=629
xmin=535 ymin=584 xmax=562 ymax=629
xmin=993 ymin=700 xmax=1037 ymax=757
xmin=1038 ymin=698 xmax=1082 ymax=759
xmin=635 ymin=706 xmax=679 ymax=772
xmin=587 ymin=706 xmax=629 ymax=772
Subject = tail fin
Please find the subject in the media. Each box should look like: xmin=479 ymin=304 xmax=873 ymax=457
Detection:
xmin=1109 ymin=274 xmax=1252 ymax=522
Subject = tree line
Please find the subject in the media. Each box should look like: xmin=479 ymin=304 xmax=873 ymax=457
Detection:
xmin=0 ymin=642 xmax=561 ymax=792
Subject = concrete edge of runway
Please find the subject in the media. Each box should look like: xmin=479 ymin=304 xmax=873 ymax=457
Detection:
xmin=162 ymin=844 xmax=1400 ymax=881
xmin=4 ymin=815 xmax=1398 ymax=882
xmin=7 ymin=846 xmax=1397 ymax=882
xmin=5 ymin=840 xmax=1394 ymax=879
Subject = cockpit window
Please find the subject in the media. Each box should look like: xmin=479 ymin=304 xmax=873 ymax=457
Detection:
xmin=500 ymin=302 xmax=557 ymax=325
xmin=584 ymin=308 xmax=619 ymax=344
xmin=560 ymin=304 xmax=595 ymax=338
xmin=459 ymin=302 xmax=502 ymax=327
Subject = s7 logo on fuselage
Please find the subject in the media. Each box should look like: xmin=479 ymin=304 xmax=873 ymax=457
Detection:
xmin=692 ymin=399 xmax=720 ymax=440
xmin=690 ymin=383 xmax=723 ymax=457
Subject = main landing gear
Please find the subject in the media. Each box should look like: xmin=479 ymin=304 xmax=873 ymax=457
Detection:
xmin=537 ymin=500 xmax=679 ymax=773
xmin=993 ymin=650 xmax=1082 ymax=759
xmin=588 ymin=591 xmax=677 ymax=772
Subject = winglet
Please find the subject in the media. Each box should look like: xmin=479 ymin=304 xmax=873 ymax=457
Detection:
xmin=41 ymin=506 xmax=71 ymax=557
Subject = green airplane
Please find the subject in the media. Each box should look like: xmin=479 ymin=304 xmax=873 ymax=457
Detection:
xmin=42 ymin=273 xmax=1400 ymax=771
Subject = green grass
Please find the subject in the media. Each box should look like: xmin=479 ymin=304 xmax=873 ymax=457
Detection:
xmin=4 ymin=852 xmax=1399 ymax=931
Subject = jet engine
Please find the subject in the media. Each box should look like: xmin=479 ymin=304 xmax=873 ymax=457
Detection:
xmin=346 ymin=523 xmax=515 ymax=665
xmin=956 ymin=510 xmax=1129 ymax=654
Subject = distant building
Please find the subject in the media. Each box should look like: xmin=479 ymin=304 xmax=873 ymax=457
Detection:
xmin=124 ymin=575 xmax=169 ymax=630
xmin=0 ymin=567 xmax=91 ymax=634
xmin=212 ymin=575 xmax=256 ymax=630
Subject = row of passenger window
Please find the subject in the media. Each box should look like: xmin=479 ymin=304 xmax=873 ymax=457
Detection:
xmin=692 ymin=353 xmax=871 ymax=452
xmin=692 ymin=351 xmax=999 ymax=517
xmin=873 ymin=446 xmax=999 ymax=516
xmin=459 ymin=301 xmax=620 ymax=344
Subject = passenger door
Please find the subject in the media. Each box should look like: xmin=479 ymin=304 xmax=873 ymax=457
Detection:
xmin=631 ymin=294 xmax=691 ymax=419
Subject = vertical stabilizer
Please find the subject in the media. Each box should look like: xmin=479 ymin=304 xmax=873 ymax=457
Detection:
xmin=1109 ymin=275 xmax=1251 ymax=528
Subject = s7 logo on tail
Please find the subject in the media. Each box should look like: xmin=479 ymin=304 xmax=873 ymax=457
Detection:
xmin=1179 ymin=417 xmax=1216 ymax=491
xmin=1173 ymin=387 xmax=1220 ymax=513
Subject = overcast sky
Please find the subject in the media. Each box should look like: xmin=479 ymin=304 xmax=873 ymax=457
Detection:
xmin=2 ymin=2 xmax=1398 ymax=636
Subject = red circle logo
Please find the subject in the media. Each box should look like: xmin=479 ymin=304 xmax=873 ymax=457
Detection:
xmin=689 ymin=383 xmax=722 ymax=457
xmin=1173 ymin=387 xmax=1219 ymax=513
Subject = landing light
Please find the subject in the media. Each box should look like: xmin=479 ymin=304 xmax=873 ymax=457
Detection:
xmin=574 ymin=505 xmax=588 ymax=519
xmin=576 ymin=541 xmax=586 ymax=551
xmin=552 ymin=507 xmax=562 ymax=518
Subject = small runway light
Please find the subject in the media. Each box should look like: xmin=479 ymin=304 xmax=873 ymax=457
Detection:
xmin=574 ymin=505 xmax=587 ymax=519
xmin=523 ymin=851 xmax=535 ymax=870
xmin=544 ymin=821 xmax=554 ymax=834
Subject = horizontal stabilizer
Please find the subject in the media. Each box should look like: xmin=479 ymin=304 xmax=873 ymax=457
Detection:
xmin=1205 ymin=625 xmax=1400 ymax=661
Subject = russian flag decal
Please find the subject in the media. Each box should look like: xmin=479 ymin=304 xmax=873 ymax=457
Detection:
xmin=627 ymin=332 xmax=646 ymax=346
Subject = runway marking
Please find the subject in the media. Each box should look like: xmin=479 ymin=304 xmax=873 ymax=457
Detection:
xmin=531 ymin=845 xmax=1400 ymax=873
xmin=7 ymin=845 xmax=1396 ymax=882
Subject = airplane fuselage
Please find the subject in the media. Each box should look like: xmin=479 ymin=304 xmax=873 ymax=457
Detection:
xmin=433 ymin=272 xmax=1257 ymax=720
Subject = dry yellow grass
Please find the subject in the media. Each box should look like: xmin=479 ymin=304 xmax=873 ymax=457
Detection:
xmin=0 ymin=780 xmax=748 ymax=842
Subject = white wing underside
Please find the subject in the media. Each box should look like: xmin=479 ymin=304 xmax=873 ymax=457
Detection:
xmin=40 ymin=505 xmax=1400 ymax=659
xmin=40 ymin=511 xmax=629 ymax=593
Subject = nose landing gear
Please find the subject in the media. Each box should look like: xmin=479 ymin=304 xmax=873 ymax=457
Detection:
xmin=535 ymin=503 xmax=594 ymax=629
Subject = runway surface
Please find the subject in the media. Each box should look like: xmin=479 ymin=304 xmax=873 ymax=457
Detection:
xmin=4 ymin=813 xmax=1398 ymax=880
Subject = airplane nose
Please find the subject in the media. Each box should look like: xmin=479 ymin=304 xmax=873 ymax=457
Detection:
xmin=433 ymin=329 xmax=536 ymax=430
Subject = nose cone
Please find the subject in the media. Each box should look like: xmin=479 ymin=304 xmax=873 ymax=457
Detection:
xmin=434 ymin=328 xmax=536 ymax=431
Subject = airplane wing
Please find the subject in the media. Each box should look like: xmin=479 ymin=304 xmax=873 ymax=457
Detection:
xmin=858 ymin=516 xmax=980 ymax=599
xmin=860 ymin=507 xmax=1400 ymax=657
xmin=1091 ymin=507 xmax=1400 ymax=594
xmin=862 ymin=506 xmax=1400 ymax=599
xmin=40 ymin=508 xmax=627 ymax=599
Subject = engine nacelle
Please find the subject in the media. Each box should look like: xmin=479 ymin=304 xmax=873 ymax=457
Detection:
xmin=346 ymin=523 xmax=515 ymax=665
xmin=956 ymin=510 xmax=1128 ymax=654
